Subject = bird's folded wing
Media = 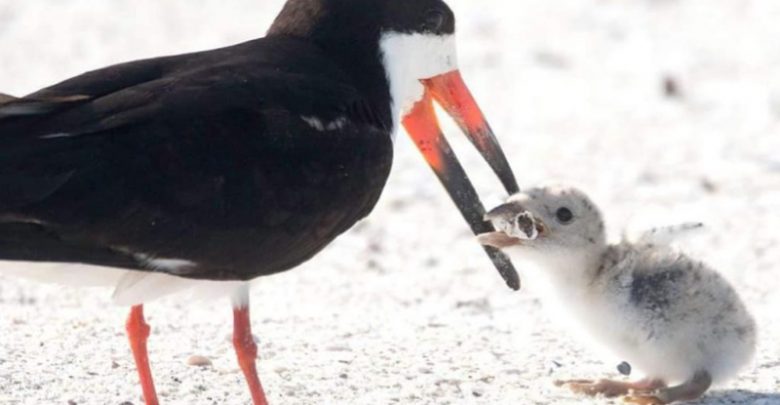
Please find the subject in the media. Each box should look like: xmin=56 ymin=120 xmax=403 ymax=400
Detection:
xmin=0 ymin=49 xmax=382 ymax=209
xmin=0 ymin=42 xmax=389 ymax=276
xmin=632 ymin=223 xmax=706 ymax=246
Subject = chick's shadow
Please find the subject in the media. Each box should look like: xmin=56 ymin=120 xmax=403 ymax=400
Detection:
xmin=691 ymin=389 xmax=780 ymax=404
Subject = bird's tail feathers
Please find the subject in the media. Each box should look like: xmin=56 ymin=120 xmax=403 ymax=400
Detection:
xmin=0 ymin=92 xmax=18 ymax=105
xmin=0 ymin=94 xmax=90 ymax=119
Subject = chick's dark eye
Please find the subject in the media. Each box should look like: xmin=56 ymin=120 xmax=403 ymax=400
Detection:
xmin=422 ymin=9 xmax=445 ymax=32
xmin=556 ymin=207 xmax=574 ymax=224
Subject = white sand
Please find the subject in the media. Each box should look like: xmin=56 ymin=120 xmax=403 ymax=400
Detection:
xmin=0 ymin=1 xmax=778 ymax=404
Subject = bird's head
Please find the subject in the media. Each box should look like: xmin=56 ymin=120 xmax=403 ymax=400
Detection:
xmin=270 ymin=0 xmax=520 ymax=289
xmin=479 ymin=186 xmax=607 ymax=266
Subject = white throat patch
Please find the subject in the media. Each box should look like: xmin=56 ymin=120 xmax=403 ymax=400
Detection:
xmin=379 ymin=32 xmax=458 ymax=138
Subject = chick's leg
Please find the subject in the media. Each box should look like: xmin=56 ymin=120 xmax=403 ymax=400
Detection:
xmin=624 ymin=371 xmax=711 ymax=405
xmin=555 ymin=377 xmax=666 ymax=398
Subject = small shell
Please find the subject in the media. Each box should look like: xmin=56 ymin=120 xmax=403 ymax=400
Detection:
xmin=186 ymin=355 xmax=212 ymax=367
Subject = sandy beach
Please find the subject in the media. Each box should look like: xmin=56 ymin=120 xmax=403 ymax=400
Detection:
xmin=0 ymin=1 xmax=778 ymax=404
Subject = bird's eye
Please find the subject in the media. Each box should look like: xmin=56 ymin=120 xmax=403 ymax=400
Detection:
xmin=555 ymin=207 xmax=574 ymax=224
xmin=422 ymin=9 xmax=445 ymax=32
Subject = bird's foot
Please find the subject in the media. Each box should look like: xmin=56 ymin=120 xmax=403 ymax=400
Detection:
xmin=624 ymin=395 xmax=666 ymax=405
xmin=555 ymin=377 xmax=665 ymax=398
xmin=625 ymin=371 xmax=710 ymax=405
xmin=554 ymin=379 xmax=632 ymax=398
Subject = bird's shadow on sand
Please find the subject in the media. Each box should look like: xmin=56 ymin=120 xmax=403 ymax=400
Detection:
xmin=690 ymin=389 xmax=780 ymax=404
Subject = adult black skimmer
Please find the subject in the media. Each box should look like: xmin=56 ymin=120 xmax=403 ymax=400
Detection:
xmin=0 ymin=0 xmax=519 ymax=404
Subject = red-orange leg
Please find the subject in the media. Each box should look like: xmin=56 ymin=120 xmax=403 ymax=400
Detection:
xmin=126 ymin=305 xmax=159 ymax=405
xmin=233 ymin=297 xmax=269 ymax=405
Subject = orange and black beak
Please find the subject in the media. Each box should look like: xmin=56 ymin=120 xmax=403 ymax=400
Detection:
xmin=402 ymin=70 xmax=521 ymax=290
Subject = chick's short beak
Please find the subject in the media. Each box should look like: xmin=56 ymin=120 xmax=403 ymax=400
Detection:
xmin=477 ymin=232 xmax=522 ymax=249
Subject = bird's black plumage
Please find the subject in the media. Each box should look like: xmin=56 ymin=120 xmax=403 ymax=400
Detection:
xmin=0 ymin=36 xmax=394 ymax=280
xmin=0 ymin=0 xmax=521 ymax=289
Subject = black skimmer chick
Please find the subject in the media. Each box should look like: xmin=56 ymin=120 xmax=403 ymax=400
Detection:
xmin=0 ymin=0 xmax=521 ymax=404
xmin=479 ymin=185 xmax=756 ymax=405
